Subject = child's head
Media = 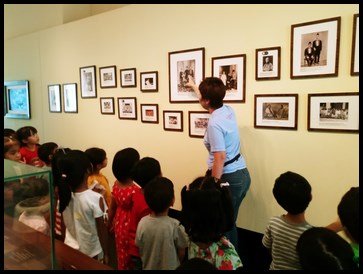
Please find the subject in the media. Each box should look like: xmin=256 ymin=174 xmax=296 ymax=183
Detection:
xmin=338 ymin=187 xmax=359 ymax=243
xmin=273 ymin=171 xmax=312 ymax=215
xmin=131 ymin=157 xmax=162 ymax=188
xmin=16 ymin=126 xmax=39 ymax=147
xmin=297 ymin=227 xmax=357 ymax=270
xmin=4 ymin=128 xmax=16 ymax=138
xmin=38 ymin=142 xmax=58 ymax=166
xmin=85 ymin=147 xmax=107 ymax=173
xmin=144 ymin=176 xmax=174 ymax=214
xmin=112 ymin=147 xmax=140 ymax=182
xmin=4 ymin=136 xmax=22 ymax=162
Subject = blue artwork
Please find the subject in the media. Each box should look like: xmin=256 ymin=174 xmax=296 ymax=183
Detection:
xmin=9 ymin=88 xmax=27 ymax=111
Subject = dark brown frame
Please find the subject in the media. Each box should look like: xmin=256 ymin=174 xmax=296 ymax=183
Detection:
xmin=63 ymin=83 xmax=78 ymax=113
xmin=307 ymin=92 xmax=359 ymax=133
xmin=350 ymin=14 xmax=359 ymax=76
xmin=140 ymin=104 xmax=159 ymax=124
xmin=188 ymin=111 xmax=210 ymax=138
xmin=79 ymin=65 xmax=97 ymax=98
xmin=117 ymin=97 xmax=137 ymax=120
xmin=140 ymin=71 xmax=158 ymax=92
xmin=100 ymin=97 xmax=115 ymax=115
xmin=290 ymin=17 xmax=341 ymax=79
xmin=255 ymin=47 xmax=281 ymax=81
xmin=120 ymin=68 xmax=137 ymax=88
xmin=254 ymin=94 xmax=298 ymax=130
xmin=48 ymin=84 xmax=61 ymax=113
xmin=99 ymin=65 xmax=117 ymax=88
xmin=211 ymin=54 xmax=246 ymax=103
xmin=163 ymin=110 xmax=183 ymax=132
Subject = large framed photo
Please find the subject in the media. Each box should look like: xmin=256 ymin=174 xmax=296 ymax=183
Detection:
xmin=308 ymin=92 xmax=359 ymax=133
xmin=168 ymin=47 xmax=205 ymax=103
xmin=291 ymin=17 xmax=341 ymax=79
xmin=99 ymin=66 xmax=117 ymax=88
xmin=212 ymin=54 xmax=246 ymax=103
xmin=120 ymin=68 xmax=137 ymax=88
xmin=63 ymin=83 xmax=78 ymax=113
xmin=256 ymin=47 xmax=281 ymax=81
xmin=48 ymin=84 xmax=61 ymax=113
xmin=163 ymin=110 xmax=183 ymax=132
xmin=100 ymin=97 xmax=115 ymax=115
xmin=254 ymin=94 xmax=298 ymax=130
xmin=4 ymin=80 xmax=31 ymax=119
xmin=188 ymin=111 xmax=210 ymax=138
xmin=117 ymin=97 xmax=137 ymax=120
xmin=140 ymin=104 xmax=159 ymax=124
xmin=140 ymin=71 xmax=158 ymax=92
xmin=351 ymin=14 xmax=359 ymax=76
xmin=79 ymin=65 xmax=97 ymax=98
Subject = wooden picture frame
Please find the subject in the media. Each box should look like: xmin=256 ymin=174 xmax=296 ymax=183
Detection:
xmin=140 ymin=71 xmax=158 ymax=92
xmin=117 ymin=97 xmax=137 ymax=120
xmin=100 ymin=97 xmax=115 ymax=115
xmin=63 ymin=83 xmax=78 ymax=113
xmin=99 ymin=66 xmax=117 ymax=88
xmin=254 ymin=94 xmax=298 ymax=130
xmin=120 ymin=68 xmax=137 ymax=88
xmin=212 ymin=54 xmax=246 ymax=103
xmin=188 ymin=111 xmax=210 ymax=138
xmin=308 ymin=92 xmax=359 ymax=133
xmin=255 ymin=47 xmax=281 ymax=81
xmin=291 ymin=17 xmax=341 ymax=79
xmin=168 ymin=47 xmax=205 ymax=103
xmin=79 ymin=65 xmax=97 ymax=98
xmin=4 ymin=80 xmax=31 ymax=119
xmin=163 ymin=110 xmax=183 ymax=131
xmin=48 ymin=84 xmax=61 ymax=113
xmin=140 ymin=104 xmax=159 ymax=123
xmin=350 ymin=14 xmax=359 ymax=76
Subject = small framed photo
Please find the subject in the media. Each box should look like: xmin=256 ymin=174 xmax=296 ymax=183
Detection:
xmin=4 ymin=80 xmax=31 ymax=119
xmin=254 ymin=94 xmax=298 ymax=130
xmin=117 ymin=97 xmax=137 ymax=120
xmin=63 ymin=83 xmax=78 ymax=113
xmin=163 ymin=110 xmax=183 ymax=132
xmin=80 ymin=65 xmax=97 ymax=98
xmin=140 ymin=104 xmax=159 ymax=123
xmin=308 ymin=92 xmax=359 ymax=133
xmin=48 ymin=84 xmax=61 ymax=113
xmin=99 ymin=66 xmax=117 ymax=88
xmin=188 ymin=111 xmax=210 ymax=138
xmin=255 ymin=47 xmax=281 ymax=81
xmin=350 ymin=14 xmax=359 ymax=76
xmin=168 ymin=47 xmax=205 ymax=103
xmin=100 ymin=97 xmax=115 ymax=115
xmin=120 ymin=68 xmax=137 ymax=88
xmin=291 ymin=17 xmax=341 ymax=79
xmin=212 ymin=54 xmax=246 ymax=103
xmin=140 ymin=71 xmax=158 ymax=92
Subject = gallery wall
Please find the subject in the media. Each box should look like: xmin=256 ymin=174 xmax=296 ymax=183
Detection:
xmin=4 ymin=4 xmax=359 ymax=233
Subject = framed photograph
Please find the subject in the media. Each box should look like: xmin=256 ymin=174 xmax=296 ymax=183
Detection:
xmin=188 ymin=111 xmax=210 ymax=138
xmin=120 ymin=68 xmax=137 ymax=88
xmin=254 ymin=94 xmax=298 ymax=130
xmin=350 ymin=14 xmax=359 ymax=76
xmin=140 ymin=104 xmax=159 ymax=123
xmin=99 ymin=66 xmax=117 ymax=88
xmin=291 ymin=17 xmax=341 ymax=79
xmin=140 ymin=71 xmax=158 ymax=92
xmin=63 ymin=83 xmax=78 ymax=113
xmin=117 ymin=97 xmax=137 ymax=120
xmin=4 ymin=80 xmax=31 ymax=119
xmin=308 ymin=92 xmax=359 ymax=133
xmin=212 ymin=54 xmax=246 ymax=102
xmin=256 ymin=47 xmax=281 ymax=81
xmin=48 ymin=84 xmax=61 ymax=113
xmin=79 ymin=65 xmax=97 ymax=98
xmin=168 ymin=47 xmax=205 ymax=103
xmin=100 ymin=97 xmax=115 ymax=115
xmin=163 ymin=110 xmax=183 ymax=132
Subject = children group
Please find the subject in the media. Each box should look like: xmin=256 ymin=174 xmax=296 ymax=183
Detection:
xmin=4 ymin=126 xmax=359 ymax=270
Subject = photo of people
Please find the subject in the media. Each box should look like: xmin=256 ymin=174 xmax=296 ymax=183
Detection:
xmin=218 ymin=65 xmax=237 ymax=91
xmin=177 ymin=59 xmax=195 ymax=92
xmin=103 ymin=101 xmax=111 ymax=111
xmin=145 ymin=109 xmax=154 ymax=117
xmin=103 ymin=72 xmax=113 ymax=81
xmin=194 ymin=118 xmax=209 ymax=129
xmin=262 ymin=56 xmax=273 ymax=72
xmin=319 ymin=102 xmax=349 ymax=121
xmin=122 ymin=102 xmax=132 ymax=113
xmin=144 ymin=78 xmax=153 ymax=88
xmin=169 ymin=116 xmax=178 ymax=125
xmin=301 ymin=31 xmax=327 ymax=67
xmin=262 ymin=103 xmax=289 ymax=120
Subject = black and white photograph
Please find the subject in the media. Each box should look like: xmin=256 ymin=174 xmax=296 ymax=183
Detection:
xmin=262 ymin=103 xmax=289 ymax=120
xmin=99 ymin=66 xmax=117 ymax=88
xmin=256 ymin=47 xmax=281 ymax=81
xmin=63 ymin=83 xmax=78 ymax=113
xmin=100 ymin=97 xmax=115 ymax=115
xmin=140 ymin=71 xmax=158 ymax=92
xmin=188 ymin=111 xmax=210 ymax=138
xmin=120 ymin=68 xmax=137 ymax=88
xmin=48 ymin=84 xmax=61 ymax=113
xmin=80 ymin=65 xmax=97 ymax=98
xmin=141 ymin=104 xmax=159 ymax=123
xmin=163 ymin=110 xmax=183 ymax=131
xmin=351 ymin=14 xmax=359 ymax=76
xmin=117 ymin=97 xmax=137 ymax=120
xmin=300 ymin=31 xmax=327 ymax=67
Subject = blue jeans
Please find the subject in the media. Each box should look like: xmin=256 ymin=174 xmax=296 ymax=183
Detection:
xmin=222 ymin=168 xmax=251 ymax=252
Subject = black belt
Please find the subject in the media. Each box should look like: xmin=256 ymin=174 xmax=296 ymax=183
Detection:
xmin=224 ymin=153 xmax=241 ymax=167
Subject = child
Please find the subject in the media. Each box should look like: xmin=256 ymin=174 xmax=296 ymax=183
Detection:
xmin=4 ymin=128 xmax=16 ymax=138
xmin=108 ymin=147 xmax=140 ymax=270
xmin=85 ymin=147 xmax=112 ymax=208
xmin=16 ymin=126 xmax=44 ymax=167
xmin=181 ymin=176 xmax=242 ymax=270
xmin=136 ymin=176 xmax=189 ymax=270
xmin=55 ymin=150 xmax=108 ymax=263
xmin=4 ymin=136 xmax=23 ymax=163
xmin=38 ymin=142 xmax=58 ymax=167
xmin=296 ymin=227 xmax=357 ymax=270
xmin=262 ymin=171 xmax=312 ymax=270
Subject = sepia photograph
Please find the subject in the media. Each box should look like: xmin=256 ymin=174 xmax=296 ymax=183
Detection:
xmin=163 ymin=110 xmax=183 ymax=131
xmin=99 ymin=66 xmax=117 ymax=88
xmin=117 ymin=97 xmax=137 ymax=120
xmin=100 ymin=97 xmax=115 ymax=115
xmin=188 ymin=111 xmax=210 ymax=138
xmin=140 ymin=71 xmax=158 ymax=92
xmin=256 ymin=47 xmax=281 ymax=81
xmin=63 ymin=83 xmax=78 ymax=113
xmin=48 ymin=84 xmax=61 ymax=113
xmin=80 ymin=65 xmax=97 ymax=98
xmin=141 ymin=104 xmax=159 ymax=123
xmin=120 ymin=68 xmax=137 ymax=88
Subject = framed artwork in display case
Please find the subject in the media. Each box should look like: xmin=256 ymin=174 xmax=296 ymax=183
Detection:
xmin=140 ymin=71 xmax=158 ymax=92
xmin=163 ymin=110 xmax=183 ymax=131
xmin=4 ymin=80 xmax=31 ymax=119
xmin=350 ymin=14 xmax=359 ymax=76
xmin=255 ymin=47 xmax=281 ymax=81
xmin=79 ymin=65 xmax=97 ymax=98
xmin=188 ymin=111 xmax=210 ymax=138
xmin=140 ymin=104 xmax=159 ymax=123
xmin=99 ymin=66 xmax=117 ymax=88
xmin=291 ymin=17 xmax=341 ymax=79
xmin=117 ymin=97 xmax=137 ymax=120
xmin=100 ymin=97 xmax=115 ymax=115
xmin=48 ymin=84 xmax=61 ymax=113
xmin=63 ymin=83 xmax=78 ymax=113
xmin=120 ymin=68 xmax=137 ymax=88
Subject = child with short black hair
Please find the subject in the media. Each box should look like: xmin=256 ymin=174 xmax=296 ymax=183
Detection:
xmin=38 ymin=142 xmax=58 ymax=167
xmin=262 ymin=171 xmax=313 ymax=270
xmin=16 ymin=126 xmax=44 ymax=167
xmin=4 ymin=136 xmax=23 ymax=163
xmin=136 ymin=177 xmax=189 ymax=270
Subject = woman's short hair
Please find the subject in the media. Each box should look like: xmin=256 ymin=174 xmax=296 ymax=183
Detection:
xmin=198 ymin=77 xmax=226 ymax=109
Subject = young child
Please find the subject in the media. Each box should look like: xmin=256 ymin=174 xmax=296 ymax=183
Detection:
xmin=136 ymin=176 xmax=189 ymax=270
xmin=38 ymin=142 xmax=58 ymax=167
xmin=16 ymin=126 xmax=44 ymax=167
xmin=55 ymin=150 xmax=108 ymax=263
xmin=108 ymin=147 xmax=140 ymax=270
xmin=262 ymin=171 xmax=313 ymax=270
xmin=4 ymin=136 xmax=23 ymax=163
